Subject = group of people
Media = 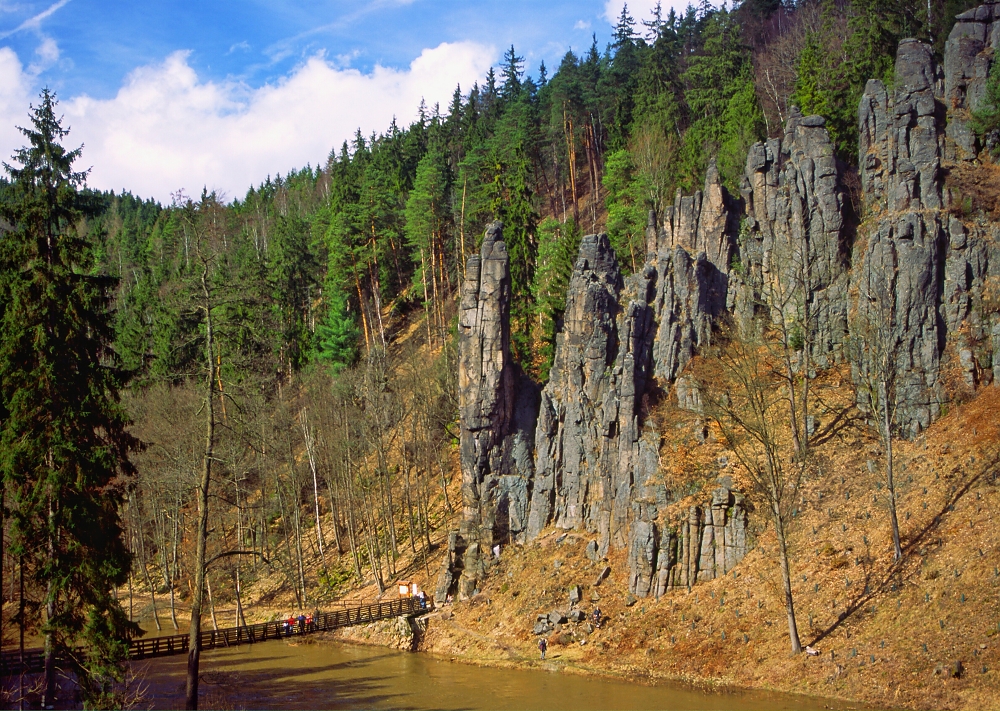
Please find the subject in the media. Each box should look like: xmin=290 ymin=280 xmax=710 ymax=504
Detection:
xmin=538 ymin=606 xmax=603 ymax=660
xmin=281 ymin=612 xmax=316 ymax=636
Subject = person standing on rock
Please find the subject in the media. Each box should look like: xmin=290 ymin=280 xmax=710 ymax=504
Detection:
xmin=538 ymin=637 xmax=547 ymax=660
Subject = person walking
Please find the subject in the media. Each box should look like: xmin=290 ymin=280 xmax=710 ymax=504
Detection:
xmin=538 ymin=637 xmax=547 ymax=660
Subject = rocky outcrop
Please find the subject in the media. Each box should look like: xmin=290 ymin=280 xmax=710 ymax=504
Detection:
xmin=646 ymin=246 xmax=726 ymax=384
xmin=526 ymin=234 xmax=660 ymax=556
xmin=649 ymin=160 xmax=741 ymax=274
xmin=740 ymin=107 xmax=851 ymax=367
xmin=449 ymin=223 xmax=539 ymax=599
xmin=628 ymin=484 xmax=750 ymax=598
xmin=450 ymin=3 xmax=1000 ymax=604
xmin=944 ymin=2 xmax=1000 ymax=159
xmin=853 ymin=35 xmax=1000 ymax=435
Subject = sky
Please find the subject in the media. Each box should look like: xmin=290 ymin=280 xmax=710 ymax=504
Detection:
xmin=0 ymin=0 xmax=695 ymax=202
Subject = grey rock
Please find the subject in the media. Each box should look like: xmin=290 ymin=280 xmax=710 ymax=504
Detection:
xmin=850 ymin=35 xmax=1000 ymax=436
xmin=739 ymin=106 xmax=849 ymax=368
xmin=595 ymin=566 xmax=611 ymax=586
xmin=647 ymin=486 xmax=750 ymax=595
xmin=569 ymin=585 xmax=582 ymax=605
xmin=585 ymin=539 xmax=600 ymax=561
xmin=533 ymin=621 xmax=551 ymax=635
xmin=548 ymin=610 xmax=567 ymax=625
xmin=454 ymin=223 xmax=540 ymax=599
xmin=625 ymin=593 xmax=638 ymax=607
xmin=568 ymin=609 xmax=586 ymax=623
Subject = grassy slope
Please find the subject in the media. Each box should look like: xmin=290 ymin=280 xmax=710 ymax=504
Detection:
xmin=404 ymin=376 xmax=1000 ymax=711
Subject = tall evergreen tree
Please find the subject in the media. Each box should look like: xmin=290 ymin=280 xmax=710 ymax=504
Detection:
xmin=0 ymin=90 xmax=139 ymax=706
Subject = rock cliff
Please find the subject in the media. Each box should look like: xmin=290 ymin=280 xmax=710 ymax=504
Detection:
xmin=453 ymin=223 xmax=539 ymax=600
xmin=442 ymin=4 xmax=1000 ymax=601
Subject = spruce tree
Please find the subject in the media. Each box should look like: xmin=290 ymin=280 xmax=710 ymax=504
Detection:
xmin=0 ymin=89 xmax=139 ymax=706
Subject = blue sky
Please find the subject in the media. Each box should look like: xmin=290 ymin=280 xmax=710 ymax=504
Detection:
xmin=0 ymin=0 xmax=689 ymax=201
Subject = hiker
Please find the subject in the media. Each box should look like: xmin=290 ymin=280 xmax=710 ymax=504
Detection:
xmin=312 ymin=608 xmax=320 ymax=631
xmin=418 ymin=590 xmax=427 ymax=610
xmin=282 ymin=618 xmax=290 ymax=636
xmin=592 ymin=606 xmax=602 ymax=629
xmin=305 ymin=613 xmax=313 ymax=631
xmin=286 ymin=615 xmax=296 ymax=636
xmin=538 ymin=637 xmax=547 ymax=660
xmin=297 ymin=613 xmax=306 ymax=632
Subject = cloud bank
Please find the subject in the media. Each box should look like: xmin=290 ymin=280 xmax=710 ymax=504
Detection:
xmin=0 ymin=41 xmax=495 ymax=202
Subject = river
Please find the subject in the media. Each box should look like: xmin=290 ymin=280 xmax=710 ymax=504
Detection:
xmin=136 ymin=638 xmax=855 ymax=710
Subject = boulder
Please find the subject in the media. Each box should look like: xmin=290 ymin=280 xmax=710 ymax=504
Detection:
xmin=569 ymin=585 xmax=582 ymax=606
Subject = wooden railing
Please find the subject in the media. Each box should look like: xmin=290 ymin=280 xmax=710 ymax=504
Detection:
xmin=1 ymin=596 xmax=430 ymax=676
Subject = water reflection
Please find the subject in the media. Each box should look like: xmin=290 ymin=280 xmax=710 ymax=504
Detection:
xmin=139 ymin=639 xmax=852 ymax=711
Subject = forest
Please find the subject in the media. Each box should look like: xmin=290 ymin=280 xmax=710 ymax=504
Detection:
xmin=0 ymin=0 xmax=991 ymax=707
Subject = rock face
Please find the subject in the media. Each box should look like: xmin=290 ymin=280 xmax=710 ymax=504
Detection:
xmin=526 ymin=233 xmax=659 ymax=556
xmin=650 ymin=160 xmax=741 ymax=274
xmin=739 ymin=107 xmax=850 ymax=368
xmin=450 ymin=3 xmax=1000 ymax=601
xmin=944 ymin=2 xmax=1000 ymax=159
xmin=854 ymin=33 xmax=1000 ymax=435
xmin=655 ymin=486 xmax=749 ymax=597
xmin=446 ymin=223 xmax=540 ymax=600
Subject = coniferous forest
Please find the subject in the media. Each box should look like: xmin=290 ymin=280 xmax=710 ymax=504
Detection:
xmin=1 ymin=0 xmax=998 ymax=709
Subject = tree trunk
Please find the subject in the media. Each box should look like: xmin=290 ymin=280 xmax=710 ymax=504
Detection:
xmin=420 ymin=248 xmax=432 ymax=348
xmin=292 ymin=493 xmax=307 ymax=610
xmin=43 ymin=496 xmax=56 ymax=708
xmin=773 ymin=505 xmax=802 ymax=654
xmin=170 ymin=505 xmax=181 ymax=630
xmin=132 ymin=493 xmax=161 ymax=631
xmin=19 ymin=555 xmax=25 ymax=711
xmin=460 ymin=179 xmax=468 ymax=278
xmin=185 ymin=270 xmax=217 ymax=711
xmin=206 ymin=574 xmax=219 ymax=631
xmin=880 ymin=380 xmax=903 ymax=561
xmin=301 ymin=411 xmax=326 ymax=566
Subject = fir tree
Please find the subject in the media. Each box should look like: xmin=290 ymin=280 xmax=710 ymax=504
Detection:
xmin=315 ymin=288 xmax=359 ymax=372
xmin=501 ymin=45 xmax=525 ymax=101
xmin=971 ymin=55 xmax=1000 ymax=155
xmin=0 ymin=89 xmax=139 ymax=707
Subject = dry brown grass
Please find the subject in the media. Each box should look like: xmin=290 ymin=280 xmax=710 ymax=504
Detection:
xmin=419 ymin=381 xmax=1000 ymax=711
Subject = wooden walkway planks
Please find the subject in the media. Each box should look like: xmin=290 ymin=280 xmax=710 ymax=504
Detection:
xmin=0 ymin=596 xmax=429 ymax=676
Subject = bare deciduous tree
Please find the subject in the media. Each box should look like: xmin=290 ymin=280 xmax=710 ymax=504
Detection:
xmin=705 ymin=322 xmax=805 ymax=654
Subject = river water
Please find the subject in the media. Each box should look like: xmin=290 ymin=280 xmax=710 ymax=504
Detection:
xmin=136 ymin=638 xmax=849 ymax=710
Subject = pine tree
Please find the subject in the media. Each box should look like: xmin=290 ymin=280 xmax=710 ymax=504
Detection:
xmin=315 ymin=288 xmax=359 ymax=372
xmin=0 ymin=90 xmax=139 ymax=706
xmin=501 ymin=45 xmax=525 ymax=101
xmin=531 ymin=217 xmax=581 ymax=380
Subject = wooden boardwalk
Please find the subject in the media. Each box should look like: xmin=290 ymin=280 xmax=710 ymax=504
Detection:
xmin=0 ymin=596 xmax=430 ymax=676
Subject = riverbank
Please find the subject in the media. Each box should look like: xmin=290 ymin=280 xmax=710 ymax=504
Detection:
xmin=28 ymin=381 xmax=992 ymax=711
xmin=323 ymin=386 xmax=1000 ymax=711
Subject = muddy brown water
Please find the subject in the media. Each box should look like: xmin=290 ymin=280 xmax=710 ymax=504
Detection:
xmin=135 ymin=637 xmax=862 ymax=711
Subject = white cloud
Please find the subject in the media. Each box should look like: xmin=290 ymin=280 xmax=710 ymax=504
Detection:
xmin=0 ymin=41 xmax=495 ymax=202
xmin=0 ymin=46 xmax=32 ymax=152
xmin=27 ymin=34 xmax=57 ymax=73
xmin=0 ymin=0 xmax=70 ymax=40
xmin=602 ymin=0 xmax=700 ymax=26
xmin=574 ymin=19 xmax=591 ymax=30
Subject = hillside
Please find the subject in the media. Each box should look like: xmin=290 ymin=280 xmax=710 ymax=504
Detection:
xmin=5 ymin=1 xmax=1000 ymax=709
